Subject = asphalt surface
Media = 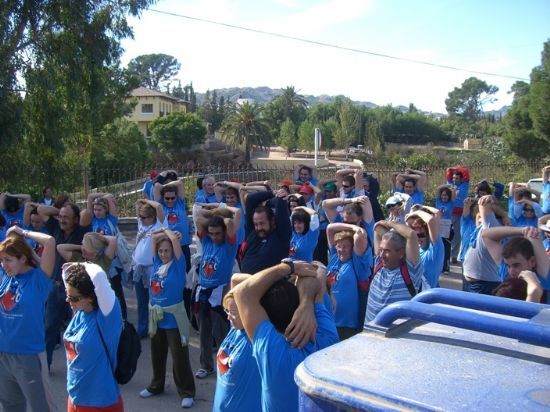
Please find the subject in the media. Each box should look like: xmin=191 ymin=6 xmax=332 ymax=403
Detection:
xmin=44 ymin=225 xmax=463 ymax=412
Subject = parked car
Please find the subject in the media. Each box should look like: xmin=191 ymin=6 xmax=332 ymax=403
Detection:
xmin=527 ymin=178 xmax=543 ymax=194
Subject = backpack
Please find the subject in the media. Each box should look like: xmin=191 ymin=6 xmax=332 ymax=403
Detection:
xmin=366 ymin=258 xmax=419 ymax=298
xmin=106 ymin=220 xmax=133 ymax=273
xmin=98 ymin=319 xmax=142 ymax=385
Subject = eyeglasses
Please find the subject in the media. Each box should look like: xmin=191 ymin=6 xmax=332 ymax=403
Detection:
xmin=139 ymin=215 xmax=152 ymax=220
xmin=66 ymin=294 xmax=84 ymax=303
xmin=224 ymin=308 xmax=238 ymax=319
xmin=164 ymin=197 xmax=176 ymax=201
xmin=416 ymin=232 xmax=427 ymax=239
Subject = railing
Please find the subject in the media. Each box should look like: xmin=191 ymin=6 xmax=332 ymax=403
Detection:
xmin=1 ymin=160 xmax=545 ymax=217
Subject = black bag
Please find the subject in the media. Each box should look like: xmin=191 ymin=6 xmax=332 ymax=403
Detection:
xmin=98 ymin=319 xmax=142 ymax=385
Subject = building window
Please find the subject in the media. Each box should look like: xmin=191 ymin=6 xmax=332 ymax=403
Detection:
xmin=141 ymin=104 xmax=153 ymax=114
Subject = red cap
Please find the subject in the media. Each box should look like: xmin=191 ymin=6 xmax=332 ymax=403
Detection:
xmin=150 ymin=170 xmax=159 ymax=179
xmin=280 ymin=179 xmax=293 ymax=187
xmin=299 ymin=185 xmax=314 ymax=195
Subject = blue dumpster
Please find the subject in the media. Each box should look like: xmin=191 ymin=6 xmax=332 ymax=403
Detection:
xmin=295 ymin=289 xmax=550 ymax=411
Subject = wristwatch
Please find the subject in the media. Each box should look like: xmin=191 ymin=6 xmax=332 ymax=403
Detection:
xmin=280 ymin=258 xmax=295 ymax=277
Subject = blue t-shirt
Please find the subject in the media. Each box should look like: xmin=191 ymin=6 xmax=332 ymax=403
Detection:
xmin=25 ymin=225 xmax=49 ymax=256
xmin=448 ymin=180 xmax=470 ymax=211
xmin=542 ymin=181 xmax=550 ymax=215
xmin=460 ymin=215 xmax=476 ymax=262
xmin=150 ymin=254 xmax=186 ymax=329
xmin=214 ymin=328 xmax=262 ymax=412
xmin=92 ymin=215 xmax=118 ymax=235
xmin=236 ymin=203 xmax=246 ymax=246
xmin=143 ymin=180 xmax=154 ymax=199
xmin=64 ymin=302 xmax=122 ymax=407
xmin=420 ymin=236 xmax=445 ymax=288
xmin=195 ymin=190 xmax=218 ymax=204
xmin=543 ymin=238 xmax=550 ymax=254
xmin=0 ymin=267 xmax=52 ymax=354
xmin=435 ymin=198 xmax=453 ymax=220
xmin=199 ymin=234 xmax=238 ymax=289
xmin=395 ymin=188 xmax=424 ymax=205
xmin=334 ymin=214 xmax=374 ymax=249
xmin=289 ymin=227 xmax=319 ymax=262
xmin=162 ymin=198 xmax=191 ymax=245
xmin=366 ymin=257 xmax=423 ymax=323
xmin=1 ymin=208 xmax=24 ymax=227
xmin=252 ymin=303 xmax=338 ymax=412
xmin=327 ymin=246 xmax=372 ymax=329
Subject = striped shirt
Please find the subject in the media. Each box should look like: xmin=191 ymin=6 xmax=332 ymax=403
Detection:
xmin=365 ymin=257 xmax=423 ymax=324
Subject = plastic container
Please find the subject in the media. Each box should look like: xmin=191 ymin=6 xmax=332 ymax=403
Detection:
xmin=296 ymin=289 xmax=550 ymax=411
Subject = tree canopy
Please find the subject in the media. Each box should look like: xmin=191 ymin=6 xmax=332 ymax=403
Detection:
xmin=127 ymin=53 xmax=181 ymax=90
xmin=150 ymin=111 xmax=206 ymax=156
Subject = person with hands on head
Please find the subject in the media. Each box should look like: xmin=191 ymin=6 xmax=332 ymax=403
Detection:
xmin=508 ymin=182 xmax=543 ymax=228
xmin=462 ymin=195 xmax=505 ymax=294
xmin=57 ymin=232 xmax=116 ymax=272
xmin=492 ymin=270 xmax=544 ymax=303
xmin=0 ymin=226 xmax=56 ymax=412
xmin=193 ymin=204 xmax=241 ymax=380
xmin=62 ymin=262 xmax=123 ymax=411
xmin=393 ymin=169 xmax=427 ymax=205
xmin=154 ymin=179 xmax=192 ymax=273
xmin=233 ymin=260 xmax=338 ymax=412
xmin=322 ymin=195 xmax=374 ymax=241
xmin=195 ymin=175 xmax=223 ymax=204
xmin=541 ymin=165 xmax=550 ymax=215
xmin=132 ymin=198 xmax=165 ymax=338
xmin=539 ymin=215 xmax=550 ymax=255
xmin=212 ymin=274 xmax=262 ymax=412
xmin=326 ymin=223 xmax=371 ymax=340
xmin=139 ymin=228 xmax=195 ymax=408
xmin=483 ymin=225 xmax=550 ymax=303
xmin=23 ymin=202 xmax=49 ymax=256
xmin=446 ymin=167 xmax=470 ymax=263
xmin=405 ymin=207 xmax=445 ymax=288
xmin=366 ymin=220 xmax=423 ymax=323
xmin=336 ymin=168 xmax=365 ymax=199
xmin=294 ymin=164 xmax=318 ymax=187
xmin=289 ymin=206 xmax=320 ymax=263
xmin=1 ymin=192 xmax=31 ymax=227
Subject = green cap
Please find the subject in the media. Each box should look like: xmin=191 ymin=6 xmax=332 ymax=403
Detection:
xmin=324 ymin=182 xmax=337 ymax=191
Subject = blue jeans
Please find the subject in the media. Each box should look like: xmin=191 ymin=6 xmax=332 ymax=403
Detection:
xmin=464 ymin=278 xmax=500 ymax=295
xmin=45 ymin=281 xmax=69 ymax=368
xmin=134 ymin=280 xmax=149 ymax=338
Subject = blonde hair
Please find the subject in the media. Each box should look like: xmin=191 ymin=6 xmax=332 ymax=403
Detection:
xmin=223 ymin=291 xmax=235 ymax=311
xmin=334 ymin=230 xmax=354 ymax=244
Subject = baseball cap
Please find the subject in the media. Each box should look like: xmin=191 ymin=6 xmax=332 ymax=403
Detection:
xmin=150 ymin=170 xmax=159 ymax=179
xmin=299 ymin=185 xmax=314 ymax=195
xmin=324 ymin=182 xmax=337 ymax=191
xmin=539 ymin=221 xmax=550 ymax=233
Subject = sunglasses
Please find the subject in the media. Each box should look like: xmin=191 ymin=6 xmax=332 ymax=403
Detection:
xmin=416 ymin=232 xmax=427 ymax=239
xmin=139 ymin=215 xmax=152 ymax=220
xmin=67 ymin=294 xmax=84 ymax=303
xmin=164 ymin=197 xmax=176 ymax=201
xmin=341 ymin=185 xmax=351 ymax=189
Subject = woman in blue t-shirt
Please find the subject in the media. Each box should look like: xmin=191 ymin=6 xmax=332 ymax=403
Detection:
xmin=62 ymin=262 xmax=123 ymax=411
xmin=435 ymin=185 xmax=454 ymax=272
xmin=289 ymin=207 xmax=320 ymax=262
xmin=0 ymin=226 xmax=55 ymax=412
xmin=326 ymin=223 xmax=371 ymax=341
xmin=139 ymin=228 xmax=196 ymax=409
xmin=82 ymin=192 xmax=128 ymax=320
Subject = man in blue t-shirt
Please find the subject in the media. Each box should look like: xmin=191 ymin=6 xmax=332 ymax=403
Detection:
xmin=194 ymin=205 xmax=241 ymax=379
xmin=195 ymin=175 xmax=223 ymax=204
xmin=541 ymin=165 xmax=550 ymax=215
xmin=405 ymin=207 xmax=444 ymax=288
xmin=447 ymin=168 xmax=470 ymax=263
xmin=233 ymin=261 xmax=339 ymax=412
xmin=142 ymin=170 xmax=158 ymax=200
xmin=393 ymin=169 xmax=427 ymax=206
xmin=483 ymin=225 xmax=549 ymax=303
xmin=366 ymin=220 xmax=424 ymax=323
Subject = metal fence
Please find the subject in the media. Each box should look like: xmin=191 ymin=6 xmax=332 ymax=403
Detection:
xmin=3 ymin=160 xmax=546 ymax=217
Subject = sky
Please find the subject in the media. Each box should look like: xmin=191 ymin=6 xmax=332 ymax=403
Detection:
xmin=121 ymin=0 xmax=550 ymax=113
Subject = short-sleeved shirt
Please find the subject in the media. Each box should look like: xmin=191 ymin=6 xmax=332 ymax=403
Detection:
xmin=133 ymin=219 xmax=165 ymax=267
xmin=460 ymin=215 xmax=476 ymax=261
xmin=365 ymin=258 xmax=423 ymax=323
xmin=252 ymin=303 xmax=338 ymax=412
xmin=199 ymin=234 xmax=238 ymax=289
xmin=542 ymin=182 xmax=550 ymax=214
xmin=213 ymin=328 xmax=262 ymax=412
xmin=92 ymin=215 xmax=118 ymax=236
xmin=150 ymin=254 xmax=186 ymax=329
xmin=420 ymin=236 xmax=445 ymax=288
xmin=0 ymin=267 xmax=52 ymax=354
xmin=161 ymin=198 xmax=191 ymax=245
xmin=289 ymin=226 xmax=319 ymax=262
xmin=436 ymin=198 xmax=453 ymax=220
xmin=463 ymin=215 xmax=501 ymax=282
xmin=195 ymin=190 xmax=218 ymax=204
xmin=64 ymin=302 xmax=122 ymax=407
xmin=449 ymin=181 xmax=470 ymax=213
xmin=1 ymin=208 xmax=24 ymax=227
xmin=395 ymin=188 xmax=425 ymax=206
xmin=327 ymin=246 xmax=372 ymax=329
xmin=143 ymin=180 xmax=154 ymax=199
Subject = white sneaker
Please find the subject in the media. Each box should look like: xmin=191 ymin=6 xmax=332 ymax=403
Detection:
xmin=181 ymin=397 xmax=194 ymax=408
xmin=139 ymin=389 xmax=154 ymax=398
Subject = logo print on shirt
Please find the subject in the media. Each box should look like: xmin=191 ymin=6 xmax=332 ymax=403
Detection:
xmin=289 ymin=244 xmax=296 ymax=257
xmin=0 ymin=280 xmax=21 ymax=312
xmin=327 ymin=271 xmax=338 ymax=286
xmin=202 ymin=259 xmax=217 ymax=277
xmin=64 ymin=339 xmax=78 ymax=362
xmin=150 ymin=278 xmax=163 ymax=295
xmin=167 ymin=212 xmax=179 ymax=225
xmin=217 ymin=349 xmax=232 ymax=375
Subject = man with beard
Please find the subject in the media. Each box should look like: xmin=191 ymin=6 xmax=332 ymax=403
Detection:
xmin=239 ymin=189 xmax=291 ymax=274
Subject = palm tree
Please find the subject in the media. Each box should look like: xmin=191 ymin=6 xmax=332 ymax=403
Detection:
xmin=280 ymin=86 xmax=308 ymax=121
xmin=220 ymin=102 xmax=272 ymax=164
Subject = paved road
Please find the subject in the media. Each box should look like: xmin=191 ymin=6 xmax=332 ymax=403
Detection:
xmin=45 ymin=225 xmax=463 ymax=411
